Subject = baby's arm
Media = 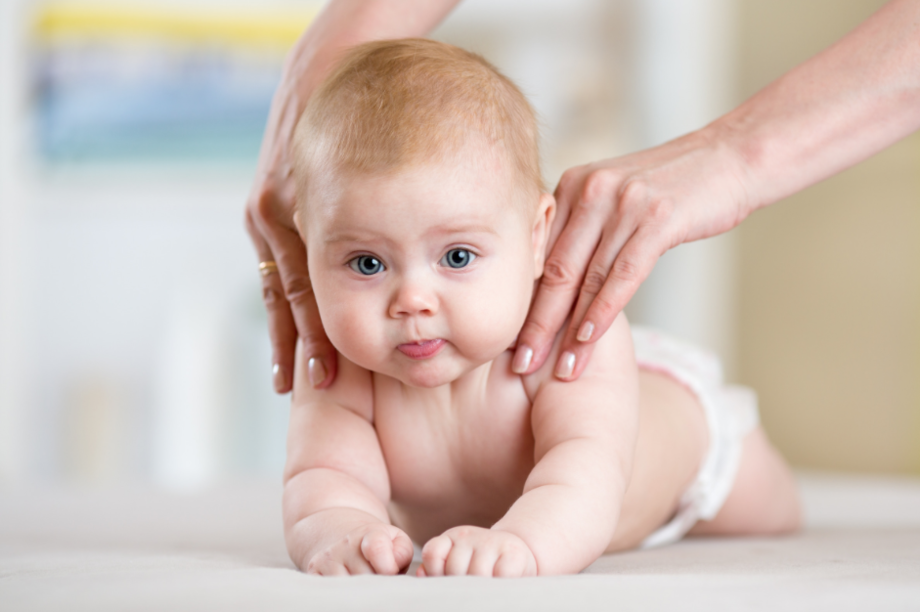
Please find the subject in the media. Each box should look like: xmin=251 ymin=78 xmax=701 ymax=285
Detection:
xmin=283 ymin=345 xmax=413 ymax=575
xmin=421 ymin=314 xmax=639 ymax=576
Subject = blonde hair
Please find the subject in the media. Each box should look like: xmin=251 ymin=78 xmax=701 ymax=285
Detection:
xmin=293 ymin=38 xmax=542 ymax=203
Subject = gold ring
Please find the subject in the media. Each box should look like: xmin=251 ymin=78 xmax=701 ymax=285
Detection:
xmin=259 ymin=261 xmax=279 ymax=277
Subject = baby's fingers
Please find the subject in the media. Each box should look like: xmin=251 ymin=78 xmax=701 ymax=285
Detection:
xmin=420 ymin=535 xmax=453 ymax=577
xmin=360 ymin=531 xmax=397 ymax=574
xmin=306 ymin=556 xmax=350 ymax=576
xmin=444 ymin=543 xmax=474 ymax=576
xmin=467 ymin=548 xmax=500 ymax=577
xmin=361 ymin=529 xmax=414 ymax=575
xmin=493 ymin=548 xmax=537 ymax=578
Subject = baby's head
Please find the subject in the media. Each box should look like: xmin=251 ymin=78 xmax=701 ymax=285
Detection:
xmin=292 ymin=39 xmax=555 ymax=388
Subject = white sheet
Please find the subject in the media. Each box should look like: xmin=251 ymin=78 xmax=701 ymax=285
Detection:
xmin=2 ymin=472 xmax=919 ymax=611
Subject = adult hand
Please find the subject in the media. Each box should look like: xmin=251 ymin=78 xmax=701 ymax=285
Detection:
xmin=513 ymin=127 xmax=753 ymax=381
xmin=245 ymin=76 xmax=337 ymax=394
xmin=513 ymin=0 xmax=920 ymax=382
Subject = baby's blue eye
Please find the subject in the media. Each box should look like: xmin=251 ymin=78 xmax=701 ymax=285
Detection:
xmin=441 ymin=248 xmax=475 ymax=269
xmin=349 ymin=255 xmax=384 ymax=275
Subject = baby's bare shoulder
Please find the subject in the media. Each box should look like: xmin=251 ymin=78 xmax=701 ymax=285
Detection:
xmin=520 ymin=313 xmax=635 ymax=402
xmin=292 ymin=346 xmax=374 ymax=422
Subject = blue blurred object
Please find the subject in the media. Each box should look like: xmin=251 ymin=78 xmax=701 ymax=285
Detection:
xmin=30 ymin=3 xmax=315 ymax=163
xmin=36 ymin=48 xmax=280 ymax=162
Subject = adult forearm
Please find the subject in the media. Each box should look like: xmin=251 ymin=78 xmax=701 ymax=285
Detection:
xmin=718 ymin=0 xmax=920 ymax=213
xmin=279 ymin=0 xmax=461 ymax=115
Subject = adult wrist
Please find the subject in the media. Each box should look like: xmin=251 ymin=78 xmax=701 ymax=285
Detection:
xmin=699 ymin=113 xmax=764 ymax=220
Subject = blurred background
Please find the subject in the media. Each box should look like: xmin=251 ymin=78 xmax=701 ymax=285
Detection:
xmin=0 ymin=0 xmax=917 ymax=489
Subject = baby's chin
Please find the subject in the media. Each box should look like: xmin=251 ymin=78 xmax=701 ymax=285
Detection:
xmin=373 ymin=350 xmax=501 ymax=388
xmin=387 ymin=357 xmax=476 ymax=388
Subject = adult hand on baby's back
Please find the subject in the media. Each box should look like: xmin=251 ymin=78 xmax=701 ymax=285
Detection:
xmin=419 ymin=526 xmax=538 ymax=578
xmin=305 ymin=523 xmax=414 ymax=576
xmin=514 ymin=126 xmax=753 ymax=382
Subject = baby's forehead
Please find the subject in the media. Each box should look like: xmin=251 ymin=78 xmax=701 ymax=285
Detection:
xmin=303 ymin=158 xmax=533 ymax=242
xmin=305 ymin=144 xmax=532 ymax=217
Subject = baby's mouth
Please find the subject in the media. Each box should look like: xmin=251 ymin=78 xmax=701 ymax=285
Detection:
xmin=397 ymin=339 xmax=445 ymax=360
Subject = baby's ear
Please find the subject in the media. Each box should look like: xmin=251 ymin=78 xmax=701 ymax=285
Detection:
xmin=532 ymin=192 xmax=556 ymax=278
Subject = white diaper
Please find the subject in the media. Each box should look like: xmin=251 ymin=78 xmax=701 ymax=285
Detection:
xmin=633 ymin=326 xmax=759 ymax=549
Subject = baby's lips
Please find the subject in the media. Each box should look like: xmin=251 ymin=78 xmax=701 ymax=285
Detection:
xmin=397 ymin=338 xmax=446 ymax=360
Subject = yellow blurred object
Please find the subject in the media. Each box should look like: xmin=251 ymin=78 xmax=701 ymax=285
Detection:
xmin=34 ymin=2 xmax=316 ymax=48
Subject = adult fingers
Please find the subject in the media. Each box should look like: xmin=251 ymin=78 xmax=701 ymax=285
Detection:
xmin=546 ymin=181 xmax=647 ymax=381
xmin=555 ymin=219 xmax=669 ymax=381
xmin=246 ymin=208 xmax=297 ymax=393
xmin=566 ymin=181 xmax=652 ymax=345
xmin=512 ymin=169 xmax=616 ymax=375
xmin=253 ymin=190 xmax=338 ymax=390
xmin=574 ymin=190 xmax=675 ymax=346
xmin=585 ymin=219 xmax=669 ymax=337
xmin=273 ymin=226 xmax=337 ymax=389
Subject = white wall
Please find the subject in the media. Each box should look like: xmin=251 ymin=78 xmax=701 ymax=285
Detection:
xmin=0 ymin=0 xmax=29 ymax=483
xmin=625 ymin=0 xmax=739 ymax=375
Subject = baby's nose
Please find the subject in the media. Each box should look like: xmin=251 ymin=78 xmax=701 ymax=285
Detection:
xmin=388 ymin=280 xmax=438 ymax=318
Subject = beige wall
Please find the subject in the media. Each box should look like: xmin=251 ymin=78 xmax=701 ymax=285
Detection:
xmin=736 ymin=0 xmax=920 ymax=473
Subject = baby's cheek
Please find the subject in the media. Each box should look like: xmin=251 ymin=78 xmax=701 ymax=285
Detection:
xmin=459 ymin=275 xmax=530 ymax=356
xmin=324 ymin=309 xmax=381 ymax=369
xmin=312 ymin=284 xmax=380 ymax=366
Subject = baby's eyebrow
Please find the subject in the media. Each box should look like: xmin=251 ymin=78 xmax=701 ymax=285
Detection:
xmin=323 ymin=223 xmax=499 ymax=245
xmin=323 ymin=233 xmax=372 ymax=245
xmin=425 ymin=222 xmax=499 ymax=237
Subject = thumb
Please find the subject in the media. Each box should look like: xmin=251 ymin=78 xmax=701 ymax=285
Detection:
xmin=393 ymin=531 xmax=415 ymax=572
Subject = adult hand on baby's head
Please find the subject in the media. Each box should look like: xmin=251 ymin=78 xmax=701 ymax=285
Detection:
xmin=514 ymin=126 xmax=753 ymax=382
xmin=305 ymin=523 xmax=414 ymax=576
xmin=245 ymin=82 xmax=337 ymax=395
xmin=419 ymin=526 xmax=537 ymax=578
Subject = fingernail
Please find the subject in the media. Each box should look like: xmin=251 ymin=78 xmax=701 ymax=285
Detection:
xmin=555 ymin=352 xmax=576 ymax=379
xmin=272 ymin=363 xmax=287 ymax=392
xmin=308 ymin=357 xmax=327 ymax=388
xmin=577 ymin=321 xmax=594 ymax=342
xmin=512 ymin=345 xmax=533 ymax=374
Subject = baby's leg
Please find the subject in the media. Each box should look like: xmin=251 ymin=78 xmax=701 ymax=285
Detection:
xmin=689 ymin=427 xmax=801 ymax=536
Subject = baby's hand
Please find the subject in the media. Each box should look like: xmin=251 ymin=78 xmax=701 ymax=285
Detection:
xmin=419 ymin=526 xmax=537 ymax=577
xmin=306 ymin=523 xmax=414 ymax=576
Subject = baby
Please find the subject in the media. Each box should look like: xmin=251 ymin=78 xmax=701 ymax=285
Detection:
xmin=283 ymin=38 xmax=800 ymax=577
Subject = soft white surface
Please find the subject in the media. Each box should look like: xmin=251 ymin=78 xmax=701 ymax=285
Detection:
xmin=2 ymin=472 xmax=919 ymax=611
